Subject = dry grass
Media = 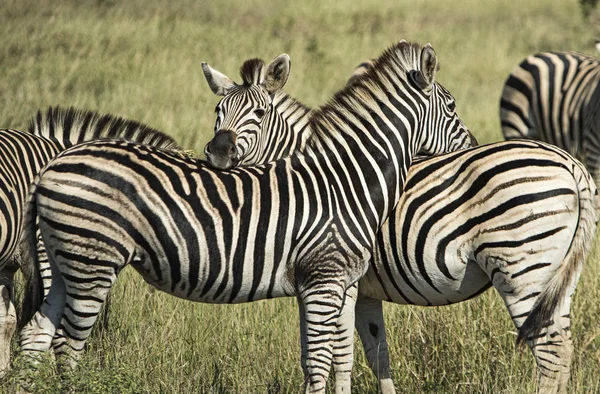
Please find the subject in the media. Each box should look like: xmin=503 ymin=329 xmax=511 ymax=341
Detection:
xmin=1 ymin=0 xmax=599 ymax=392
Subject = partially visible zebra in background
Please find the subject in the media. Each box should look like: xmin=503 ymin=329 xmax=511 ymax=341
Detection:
xmin=0 ymin=107 xmax=181 ymax=374
xmin=500 ymin=48 xmax=600 ymax=184
xmin=19 ymin=41 xmax=474 ymax=394
xmin=202 ymin=55 xmax=599 ymax=394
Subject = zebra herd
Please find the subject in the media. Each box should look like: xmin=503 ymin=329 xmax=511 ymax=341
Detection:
xmin=0 ymin=39 xmax=596 ymax=393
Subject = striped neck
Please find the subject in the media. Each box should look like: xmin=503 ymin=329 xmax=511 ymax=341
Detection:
xmin=28 ymin=107 xmax=181 ymax=150
xmin=255 ymin=91 xmax=313 ymax=162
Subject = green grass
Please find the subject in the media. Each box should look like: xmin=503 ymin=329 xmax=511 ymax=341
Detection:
xmin=1 ymin=0 xmax=600 ymax=392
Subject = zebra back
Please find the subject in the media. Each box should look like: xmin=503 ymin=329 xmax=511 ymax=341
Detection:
xmin=28 ymin=106 xmax=181 ymax=150
xmin=499 ymin=50 xmax=600 ymax=173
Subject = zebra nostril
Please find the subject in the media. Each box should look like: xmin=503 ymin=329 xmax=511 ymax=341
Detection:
xmin=229 ymin=146 xmax=236 ymax=156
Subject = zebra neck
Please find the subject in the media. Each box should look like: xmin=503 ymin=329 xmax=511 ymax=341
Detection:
xmin=307 ymin=102 xmax=416 ymax=230
xmin=261 ymin=92 xmax=313 ymax=160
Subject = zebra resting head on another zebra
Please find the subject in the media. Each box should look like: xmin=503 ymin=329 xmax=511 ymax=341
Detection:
xmin=202 ymin=54 xmax=311 ymax=170
xmin=18 ymin=40 xmax=474 ymax=394
xmin=203 ymin=55 xmax=599 ymax=394
xmin=202 ymin=49 xmax=476 ymax=171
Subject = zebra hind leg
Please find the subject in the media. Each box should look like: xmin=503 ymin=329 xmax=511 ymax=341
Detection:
xmin=19 ymin=253 xmax=67 ymax=365
xmin=524 ymin=300 xmax=573 ymax=394
xmin=354 ymin=297 xmax=395 ymax=394
xmin=51 ymin=267 xmax=118 ymax=372
xmin=490 ymin=264 xmax=576 ymax=394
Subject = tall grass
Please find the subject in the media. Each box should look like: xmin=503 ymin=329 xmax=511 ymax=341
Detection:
xmin=1 ymin=0 xmax=599 ymax=392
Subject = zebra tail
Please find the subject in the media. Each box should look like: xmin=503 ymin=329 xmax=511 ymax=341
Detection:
xmin=516 ymin=164 xmax=598 ymax=345
xmin=18 ymin=174 xmax=44 ymax=330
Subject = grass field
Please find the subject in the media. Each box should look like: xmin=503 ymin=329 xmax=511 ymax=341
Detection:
xmin=2 ymin=0 xmax=600 ymax=393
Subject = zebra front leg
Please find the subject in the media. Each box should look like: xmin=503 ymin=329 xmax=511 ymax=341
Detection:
xmin=331 ymin=284 xmax=358 ymax=394
xmin=355 ymin=297 xmax=395 ymax=394
xmin=0 ymin=263 xmax=17 ymax=375
xmin=299 ymin=280 xmax=348 ymax=394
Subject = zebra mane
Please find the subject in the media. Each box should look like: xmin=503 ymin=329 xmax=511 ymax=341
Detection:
xmin=28 ymin=106 xmax=181 ymax=150
xmin=240 ymin=59 xmax=266 ymax=86
xmin=307 ymin=41 xmax=429 ymax=144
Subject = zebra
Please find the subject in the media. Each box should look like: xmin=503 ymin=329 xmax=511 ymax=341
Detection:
xmin=18 ymin=40 xmax=474 ymax=394
xmin=500 ymin=49 xmax=600 ymax=185
xmin=202 ymin=56 xmax=599 ymax=394
xmin=0 ymin=106 xmax=180 ymax=374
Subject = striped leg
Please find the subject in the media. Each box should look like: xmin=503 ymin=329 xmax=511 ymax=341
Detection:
xmin=331 ymin=284 xmax=358 ymax=394
xmin=51 ymin=270 xmax=117 ymax=371
xmin=0 ymin=263 xmax=17 ymax=375
xmin=300 ymin=281 xmax=348 ymax=394
xmin=20 ymin=253 xmax=66 ymax=363
xmin=355 ymin=298 xmax=395 ymax=394
xmin=527 ymin=314 xmax=573 ymax=394
xmin=491 ymin=266 xmax=575 ymax=394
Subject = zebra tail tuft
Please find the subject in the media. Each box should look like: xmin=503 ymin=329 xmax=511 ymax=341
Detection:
xmin=18 ymin=174 xmax=44 ymax=330
xmin=516 ymin=164 xmax=598 ymax=345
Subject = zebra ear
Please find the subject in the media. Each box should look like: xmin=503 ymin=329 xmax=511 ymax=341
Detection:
xmin=263 ymin=54 xmax=291 ymax=94
xmin=202 ymin=62 xmax=236 ymax=96
xmin=419 ymin=44 xmax=438 ymax=89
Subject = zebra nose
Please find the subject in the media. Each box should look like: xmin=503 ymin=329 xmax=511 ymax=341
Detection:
xmin=205 ymin=130 xmax=239 ymax=169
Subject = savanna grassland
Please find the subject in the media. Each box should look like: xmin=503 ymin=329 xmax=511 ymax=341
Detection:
xmin=1 ymin=0 xmax=600 ymax=393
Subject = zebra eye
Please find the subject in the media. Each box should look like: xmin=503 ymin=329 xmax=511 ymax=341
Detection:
xmin=254 ymin=108 xmax=266 ymax=118
xmin=447 ymin=101 xmax=456 ymax=112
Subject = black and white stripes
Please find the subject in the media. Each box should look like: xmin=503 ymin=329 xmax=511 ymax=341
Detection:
xmin=203 ymin=56 xmax=598 ymax=394
xmin=0 ymin=107 xmax=179 ymax=375
xmin=19 ymin=41 xmax=473 ymax=393
xmin=500 ymin=50 xmax=600 ymax=183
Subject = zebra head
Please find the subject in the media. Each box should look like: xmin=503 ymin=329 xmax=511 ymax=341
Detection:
xmin=202 ymin=54 xmax=291 ymax=169
xmin=405 ymin=43 xmax=477 ymax=154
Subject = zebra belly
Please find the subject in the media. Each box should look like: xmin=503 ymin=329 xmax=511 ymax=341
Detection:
xmin=359 ymin=245 xmax=490 ymax=306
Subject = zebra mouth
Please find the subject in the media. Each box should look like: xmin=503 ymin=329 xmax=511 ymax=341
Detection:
xmin=204 ymin=130 xmax=240 ymax=170
xmin=205 ymin=150 xmax=239 ymax=170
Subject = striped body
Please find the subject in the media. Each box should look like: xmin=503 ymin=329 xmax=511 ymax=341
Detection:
xmin=500 ymin=50 xmax=600 ymax=183
xmin=0 ymin=107 xmax=179 ymax=375
xmin=0 ymin=129 xmax=60 ymax=264
xmin=204 ymin=59 xmax=599 ymax=393
xmin=19 ymin=41 xmax=473 ymax=394
xmin=363 ymin=140 xmax=592 ymax=304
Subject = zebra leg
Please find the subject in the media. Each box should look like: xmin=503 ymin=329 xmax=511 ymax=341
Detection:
xmin=491 ymin=268 xmax=574 ymax=394
xmin=523 ymin=306 xmax=573 ymax=394
xmin=331 ymin=284 xmax=358 ymax=394
xmin=354 ymin=297 xmax=395 ymax=394
xmin=299 ymin=280 xmax=348 ymax=394
xmin=0 ymin=262 xmax=17 ymax=375
xmin=20 ymin=254 xmax=66 ymax=363
xmin=51 ymin=269 xmax=117 ymax=372
xmin=298 ymin=301 xmax=309 ymax=378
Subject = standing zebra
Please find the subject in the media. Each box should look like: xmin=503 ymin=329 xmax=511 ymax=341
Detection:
xmin=500 ymin=50 xmax=600 ymax=184
xmin=202 ymin=56 xmax=598 ymax=394
xmin=19 ymin=41 xmax=474 ymax=393
xmin=0 ymin=107 xmax=180 ymax=373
